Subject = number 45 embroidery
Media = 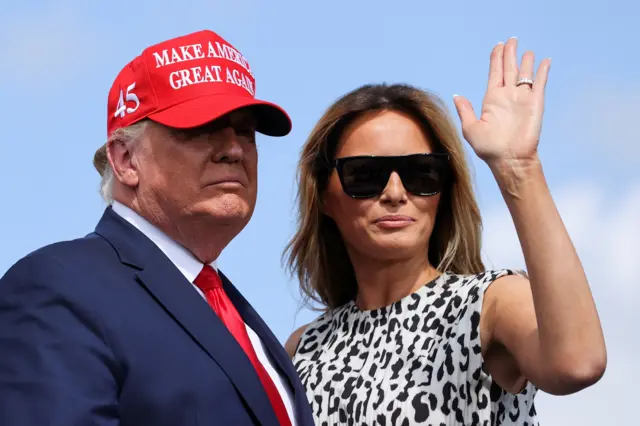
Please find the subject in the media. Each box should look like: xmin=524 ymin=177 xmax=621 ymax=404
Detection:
xmin=114 ymin=83 xmax=140 ymax=118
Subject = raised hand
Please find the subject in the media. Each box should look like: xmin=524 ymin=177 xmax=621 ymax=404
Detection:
xmin=450 ymin=40 xmax=607 ymax=403
xmin=453 ymin=38 xmax=551 ymax=169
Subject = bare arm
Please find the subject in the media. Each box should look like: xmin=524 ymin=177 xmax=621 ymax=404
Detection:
xmin=454 ymin=38 xmax=606 ymax=395
xmin=482 ymin=160 xmax=605 ymax=395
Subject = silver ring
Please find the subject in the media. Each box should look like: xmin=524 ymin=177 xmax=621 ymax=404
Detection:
xmin=516 ymin=77 xmax=534 ymax=87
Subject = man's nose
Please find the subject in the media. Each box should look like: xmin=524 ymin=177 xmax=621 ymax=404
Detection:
xmin=213 ymin=128 xmax=244 ymax=163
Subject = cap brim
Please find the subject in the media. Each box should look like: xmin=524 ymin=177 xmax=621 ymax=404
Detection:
xmin=148 ymin=94 xmax=292 ymax=137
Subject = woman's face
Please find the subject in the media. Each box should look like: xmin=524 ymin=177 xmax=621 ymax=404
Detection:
xmin=323 ymin=110 xmax=445 ymax=262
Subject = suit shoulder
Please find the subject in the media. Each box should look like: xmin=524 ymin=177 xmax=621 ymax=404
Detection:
xmin=34 ymin=232 xmax=114 ymax=261
xmin=1 ymin=233 xmax=116 ymax=285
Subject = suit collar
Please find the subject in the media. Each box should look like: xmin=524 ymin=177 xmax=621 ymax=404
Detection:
xmin=93 ymin=205 xmax=153 ymax=270
xmin=110 ymin=201 xmax=217 ymax=282
xmin=93 ymin=205 xmax=283 ymax=426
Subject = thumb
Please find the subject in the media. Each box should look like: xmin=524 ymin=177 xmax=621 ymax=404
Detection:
xmin=452 ymin=95 xmax=477 ymax=129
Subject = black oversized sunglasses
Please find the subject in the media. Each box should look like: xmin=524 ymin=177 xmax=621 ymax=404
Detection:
xmin=332 ymin=153 xmax=451 ymax=198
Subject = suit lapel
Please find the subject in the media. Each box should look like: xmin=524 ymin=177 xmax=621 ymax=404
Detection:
xmin=94 ymin=207 xmax=280 ymax=426
xmin=220 ymin=272 xmax=315 ymax=424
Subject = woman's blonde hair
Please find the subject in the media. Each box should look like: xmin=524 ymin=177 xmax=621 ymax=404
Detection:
xmin=283 ymin=83 xmax=484 ymax=310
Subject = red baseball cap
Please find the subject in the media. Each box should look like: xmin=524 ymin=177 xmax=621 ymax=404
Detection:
xmin=94 ymin=29 xmax=291 ymax=174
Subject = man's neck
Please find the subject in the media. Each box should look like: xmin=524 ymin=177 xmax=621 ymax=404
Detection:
xmin=112 ymin=198 xmax=227 ymax=264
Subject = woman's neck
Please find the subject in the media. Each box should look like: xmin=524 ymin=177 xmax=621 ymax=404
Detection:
xmin=350 ymin=250 xmax=440 ymax=311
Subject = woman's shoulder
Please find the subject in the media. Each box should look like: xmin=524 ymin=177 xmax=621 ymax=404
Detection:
xmin=284 ymin=324 xmax=309 ymax=359
xmin=284 ymin=306 xmax=343 ymax=359
xmin=445 ymin=268 xmax=527 ymax=289
xmin=437 ymin=269 xmax=529 ymax=308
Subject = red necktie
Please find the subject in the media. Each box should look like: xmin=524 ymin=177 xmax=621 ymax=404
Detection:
xmin=194 ymin=265 xmax=292 ymax=426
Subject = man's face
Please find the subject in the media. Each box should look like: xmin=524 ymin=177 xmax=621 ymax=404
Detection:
xmin=133 ymin=109 xmax=259 ymax=233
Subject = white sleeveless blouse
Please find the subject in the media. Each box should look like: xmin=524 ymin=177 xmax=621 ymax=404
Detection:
xmin=292 ymin=269 xmax=539 ymax=426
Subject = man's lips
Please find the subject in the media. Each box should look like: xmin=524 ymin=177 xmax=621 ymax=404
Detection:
xmin=207 ymin=176 xmax=248 ymax=187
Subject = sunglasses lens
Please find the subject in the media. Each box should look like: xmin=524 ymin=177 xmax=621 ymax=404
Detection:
xmin=336 ymin=154 xmax=450 ymax=198
xmin=339 ymin=158 xmax=389 ymax=198
xmin=401 ymin=155 xmax=448 ymax=195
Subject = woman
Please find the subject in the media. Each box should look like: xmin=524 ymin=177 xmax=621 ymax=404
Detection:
xmin=283 ymin=38 xmax=606 ymax=425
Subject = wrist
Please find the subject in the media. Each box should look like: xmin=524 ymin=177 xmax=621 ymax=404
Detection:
xmin=487 ymin=155 xmax=546 ymax=197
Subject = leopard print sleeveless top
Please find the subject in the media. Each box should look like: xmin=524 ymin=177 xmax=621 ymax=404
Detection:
xmin=292 ymin=269 xmax=539 ymax=426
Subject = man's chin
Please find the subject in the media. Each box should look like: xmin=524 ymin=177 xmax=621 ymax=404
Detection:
xmin=189 ymin=196 xmax=255 ymax=224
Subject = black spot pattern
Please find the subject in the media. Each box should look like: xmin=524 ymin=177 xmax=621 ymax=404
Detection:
xmin=293 ymin=270 xmax=539 ymax=425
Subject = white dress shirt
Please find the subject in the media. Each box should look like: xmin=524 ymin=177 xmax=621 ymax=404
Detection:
xmin=111 ymin=201 xmax=297 ymax=425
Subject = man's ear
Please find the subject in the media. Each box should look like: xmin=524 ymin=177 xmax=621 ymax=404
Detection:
xmin=106 ymin=137 xmax=139 ymax=188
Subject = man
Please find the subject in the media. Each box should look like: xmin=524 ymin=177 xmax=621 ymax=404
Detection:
xmin=0 ymin=29 xmax=314 ymax=426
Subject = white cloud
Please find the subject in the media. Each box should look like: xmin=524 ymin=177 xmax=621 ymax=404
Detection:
xmin=0 ymin=2 xmax=103 ymax=87
xmin=481 ymin=181 xmax=640 ymax=425
xmin=482 ymin=181 xmax=640 ymax=305
xmin=535 ymin=345 xmax=638 ymax=425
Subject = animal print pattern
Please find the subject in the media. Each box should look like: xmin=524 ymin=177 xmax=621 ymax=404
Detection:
xmin=292 ymin=270 xmax=538 ymax=425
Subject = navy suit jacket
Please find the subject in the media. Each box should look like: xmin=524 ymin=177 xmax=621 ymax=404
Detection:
xmin=0 ymin=207 xmax=315 ymax=426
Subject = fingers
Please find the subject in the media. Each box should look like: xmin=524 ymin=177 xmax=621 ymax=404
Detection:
xmin=452 ymin=95 xmax=477 ymax=129
xmin=488 ymin=42 xmax=505 ymax=88
xmin=503 ymin=37 xmax=519 ymax=86
xmin=517 ymin=50 xmax=535 ymax=89
xmin=486 ymin=37 xmax=550 ymax=99
xmin=533 ymin=58 xmax=552 ymax=96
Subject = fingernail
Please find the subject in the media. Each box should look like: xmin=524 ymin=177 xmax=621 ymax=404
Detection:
xmin=497 ymin=41 xmax=504 ymax=45
xmin=509 ymin=36 xmax=518 ymax=39
xmin=453 ymin=94 xmax=459 ymax=98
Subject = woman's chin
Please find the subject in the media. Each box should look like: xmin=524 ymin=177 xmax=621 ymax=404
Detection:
xmin=363 ymin=237 xmax=428 ymax=260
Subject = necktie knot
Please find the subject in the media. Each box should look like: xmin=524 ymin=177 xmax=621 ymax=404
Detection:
xmin=194 ymin=264 xmax=223 ymax=291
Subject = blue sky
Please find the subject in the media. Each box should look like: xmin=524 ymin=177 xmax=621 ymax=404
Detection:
xmin=1 ymin=0 xmax=638 ymax=424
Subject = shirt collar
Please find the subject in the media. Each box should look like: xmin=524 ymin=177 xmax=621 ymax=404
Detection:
xmin=111 ymin=201 xmax=217 ymax=283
